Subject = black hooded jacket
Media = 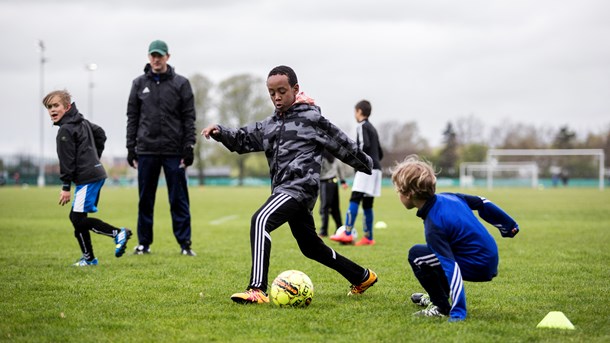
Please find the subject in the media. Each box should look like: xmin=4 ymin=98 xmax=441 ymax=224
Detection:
xmin=126 ymin=63 xmax=196 ymax=155
xmin=54 ymin=103 xmax=107 ymax=191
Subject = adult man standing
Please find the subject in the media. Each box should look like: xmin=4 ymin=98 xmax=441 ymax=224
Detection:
xmin=126 ymin=40 xmax=197 ymax=256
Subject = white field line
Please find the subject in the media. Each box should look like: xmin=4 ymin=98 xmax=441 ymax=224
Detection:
xmin=209 ymin=215 xmax=239 ymax=225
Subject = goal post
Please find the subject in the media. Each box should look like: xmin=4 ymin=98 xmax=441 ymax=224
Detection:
xmin=460 ymin=162 xmax=539 ymax=189
xmin=486 ymin=149 xmax=605 ymax=191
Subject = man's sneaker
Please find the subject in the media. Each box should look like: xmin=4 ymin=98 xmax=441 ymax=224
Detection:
xmin=73 ymin=257 xmax=98 ymax=267
xmin=133 ymin=245 xmax=150 ymax=255
xmin=114 ymin=228 xmax=132 ymax=258
xmin=330 ymin=228 xmax=354 ymax=244
xmin=181 ymin=248 xmax=197 ymax=256
xmin=411 ymin=293 xmax=431 ymax=307
xmin=231 ymin=288 xmax=269 ymax=304
xmin=413 ymin=304 xmax=446 ymax=318
xmin=354 ymin=237 xmax=375 ymax=246
xmin=348 ymin=269 xmax=378 ymax=295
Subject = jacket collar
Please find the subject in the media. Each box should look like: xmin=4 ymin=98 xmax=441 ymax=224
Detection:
xmin=144 ymin=63 xmax=174 ymax=81
xmin=273 ymin=102 xmax=318 ymax=120
xmin=416 ymin=194 xmax=437 ymax=220
xmin=55 ymin=102 xmax=83 ymax=127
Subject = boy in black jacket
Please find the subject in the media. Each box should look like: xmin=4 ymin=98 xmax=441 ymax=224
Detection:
xmin=44 ymin=90 xmax=131 ymax=266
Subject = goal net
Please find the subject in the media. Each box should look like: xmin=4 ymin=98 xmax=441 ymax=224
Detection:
xmin=459 ymin=162 xmax=539 ymax=189
xmin=484 ymin=149 xmax=605 ymax=190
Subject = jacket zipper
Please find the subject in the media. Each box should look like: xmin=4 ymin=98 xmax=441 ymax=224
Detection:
xmin=271 ymin=115 xmax=285 ymax=188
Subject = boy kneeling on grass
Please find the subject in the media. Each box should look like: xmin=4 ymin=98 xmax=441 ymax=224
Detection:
xmin=390 ymin=155 xmax=519 ymax=321
xmin=43 ymin=90 xmax=131 ymax=266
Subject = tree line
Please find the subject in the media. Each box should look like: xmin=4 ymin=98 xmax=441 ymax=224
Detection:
xmin=4 ymin=72 xmax=606 ymax=186
xmin=189 ymin=73 xmax=610 ymax=184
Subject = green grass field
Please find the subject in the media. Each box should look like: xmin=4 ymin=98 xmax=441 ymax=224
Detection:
xmin=0 ymin=185 xmax=609 ymax=342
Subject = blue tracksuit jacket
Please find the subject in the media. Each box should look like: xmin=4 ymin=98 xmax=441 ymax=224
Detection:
xmin=416 ymin=193 xmax=519 ymax=320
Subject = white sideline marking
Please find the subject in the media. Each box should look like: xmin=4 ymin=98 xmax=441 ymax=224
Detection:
xmin=210 ymin=215 xmax=239 ymax=225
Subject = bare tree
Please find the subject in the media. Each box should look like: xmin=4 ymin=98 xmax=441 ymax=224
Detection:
xmin=190 ymin=73 xmax=213 ymax=185
xmin=376 ymin=120 xmax=430 ymax=172
xmin=552 ymin=125 xmax=577 ymax=149
xmin=437 ymin=122 xmax=459 ymax=177
xmin=454 ymin=114 xmax=486 ymax=146
xmin=217 ymin=74 xmax=272 ymax=185
xmin=489 ymin=121 xmax=554 ymax=149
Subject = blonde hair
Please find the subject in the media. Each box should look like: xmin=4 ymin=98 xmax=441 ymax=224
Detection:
xmin=42 ymin=90 xmax=71 ymax=108
xmin=390 ymin=155 xmax=437 ymax=200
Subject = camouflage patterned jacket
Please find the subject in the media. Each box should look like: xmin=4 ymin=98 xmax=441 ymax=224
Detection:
xmin=213 ymin=103 xmax=373 ymax=210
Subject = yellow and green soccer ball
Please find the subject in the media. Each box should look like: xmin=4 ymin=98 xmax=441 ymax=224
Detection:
xmin=270 ymin=270 xmax=314 ymax=308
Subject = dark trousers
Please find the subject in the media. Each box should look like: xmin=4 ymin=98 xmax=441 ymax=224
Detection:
xmin=318 ymin=178 xmax=342 ymax=235
xmin=408 ymin=244 xmax=451 ymax=314
xmin=137 ymin=155 xmax=191 ymax=249
xmin=248 ymin=193 xmax=367 ymax=292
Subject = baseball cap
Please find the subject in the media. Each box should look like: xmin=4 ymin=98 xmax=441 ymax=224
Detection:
xmin=148 ymin=40 xmax=168 ymax=56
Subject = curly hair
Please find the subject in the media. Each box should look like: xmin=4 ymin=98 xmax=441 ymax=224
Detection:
xmin=268 ymin=65 xmax=298 ymax=87
xmin=390 ymin=155 xmax=437 ymax=201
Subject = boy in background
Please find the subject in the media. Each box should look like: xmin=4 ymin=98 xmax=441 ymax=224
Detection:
xmin=390 ymin=155 xmax=519 ymax=321
xmin=318 ymin=149 xmax=348 ymax=237
xmin=331 ymin=100 xmax=383 ymax=246
xmin=44 ymin=90 xmax=131 ymax=266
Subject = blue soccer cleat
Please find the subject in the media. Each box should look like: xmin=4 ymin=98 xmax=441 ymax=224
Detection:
xmin=114 ymin=228 xmax=132 ymax=258
xmin=73 ymin=257 xmax=99 ymax=267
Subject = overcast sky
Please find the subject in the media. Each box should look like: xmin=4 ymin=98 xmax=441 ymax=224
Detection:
xmin=1 ymin=0 xmax=609 ymax=158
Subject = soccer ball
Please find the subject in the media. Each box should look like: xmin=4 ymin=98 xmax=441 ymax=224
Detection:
xmin=270 ymin=270 xmax=314 ymax=308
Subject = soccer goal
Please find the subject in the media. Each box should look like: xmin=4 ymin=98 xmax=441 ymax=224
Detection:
xmin=486 ymin=149 xmax=605 ymax=191
xmin=459 ymin=161 xmax=539 ymax=189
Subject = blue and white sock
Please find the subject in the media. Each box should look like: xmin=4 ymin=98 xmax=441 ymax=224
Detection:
xmin=344 ymin=201 xmax=359 ymax=235
xmin=363 ymin=208 xmax=373 ymax=239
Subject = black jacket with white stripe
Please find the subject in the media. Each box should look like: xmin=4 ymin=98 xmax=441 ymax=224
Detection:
xmin=126 ymin=63 xmax=196 ymax=156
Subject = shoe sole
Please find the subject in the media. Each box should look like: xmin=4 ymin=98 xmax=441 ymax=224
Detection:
xmin=115 ymin=230 xmax=132 ymax=258
xmin=348 ymin=273 xmax=378 ymax=295
xmin=355 ymin=241 xmax=375 ymax=246
xmin=73 ymin=259 xmax=98 ymax=267
xmin=363 ymin=277 xmax=378 ymax=292
xmin=230 ymin=295 xmax=268 ymax=304
xmin=331 ymin=238 xmax=354 ymax=244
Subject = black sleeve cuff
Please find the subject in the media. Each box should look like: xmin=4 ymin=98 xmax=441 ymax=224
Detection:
xmin=62 ymin=183 xmax=71 ymax=192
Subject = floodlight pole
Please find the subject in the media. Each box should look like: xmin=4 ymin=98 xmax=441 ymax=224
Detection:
xmin=86 ymin=63 xmax=97 ymax=120
xmin=37 ymin=40 xmax=47 ymax=188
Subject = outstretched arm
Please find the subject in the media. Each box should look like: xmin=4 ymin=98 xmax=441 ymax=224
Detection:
xmin=201 ymin=122 xmax=264 ymax=154
xmin=317 ymin=116 xmax=372 ymax=174
xmin=455 ymin=193 xmax=519 ymax=238
xmin=201 ymin=124 xmax=220 ymax=139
